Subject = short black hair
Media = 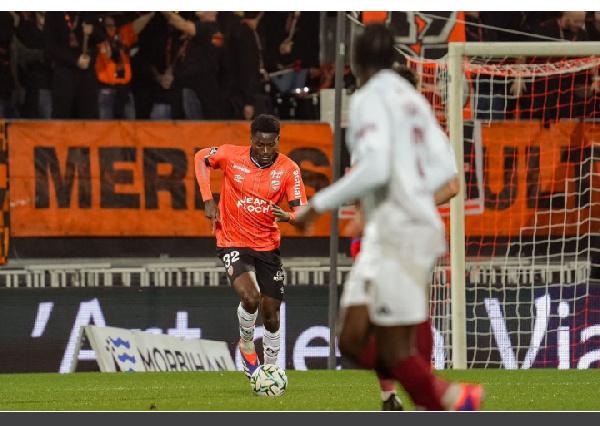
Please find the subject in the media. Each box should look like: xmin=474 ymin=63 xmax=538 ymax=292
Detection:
xmin=354 ymin=23 xmax=395 ymax=72
xmin=393 ymin=64 xmax=418 ymax=88
xmin=251 ymin=114 xmax=280 ymax=136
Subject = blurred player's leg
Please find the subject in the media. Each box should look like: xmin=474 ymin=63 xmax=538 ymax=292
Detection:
xmin=379 ymin=378 xmax=403 ymax=411
xmin=416 ymin=318 xmax=433 ymax=365
xmin=349 ymin=237 xmax=403 ymax=410
xmin=375 ymin=324 xmax=446 ymax=411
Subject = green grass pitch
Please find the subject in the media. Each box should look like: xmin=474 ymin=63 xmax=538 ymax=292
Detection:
xmin=0 ymin=369 xmax=598 ymax=411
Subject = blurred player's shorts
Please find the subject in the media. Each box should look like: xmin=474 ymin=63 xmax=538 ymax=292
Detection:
xmin=340 ymin=233 xmax=436 ymax=326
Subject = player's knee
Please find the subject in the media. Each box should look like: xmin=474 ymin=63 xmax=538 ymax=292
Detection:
xmin=239 ymin=293 xmax=260 ymax=312
xmin=338 ymin=332 xmax=361 ymax=361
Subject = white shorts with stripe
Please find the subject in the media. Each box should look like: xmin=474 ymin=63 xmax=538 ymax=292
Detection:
xmin=340 ymin=227 xmax=439 ymax=326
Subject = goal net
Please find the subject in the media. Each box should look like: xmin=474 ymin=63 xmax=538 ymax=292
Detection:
xmin=406 ymin=42 xmax=600 ymax=369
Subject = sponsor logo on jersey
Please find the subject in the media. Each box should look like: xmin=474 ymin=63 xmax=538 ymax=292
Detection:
xmin=274 ymin=270 xmax=285 ymax=282
xmin=293 ymin=170 xmax=302 ymax=198
xmin=208 ymin=147 xmax=218 ymax=155
xmin=235 ymin=174 xmax=244 ymax=183
xmin=237 ymin=197 xmax=269 ymax=214
xmin=233 ymin=164 xmax=250 ymax=173
xmin=270 ymin=170 xmax=283 ymax=179
xmin=271 ymin=180 xmax=280 ymax=191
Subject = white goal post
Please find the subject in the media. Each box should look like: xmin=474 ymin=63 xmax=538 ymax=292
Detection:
xmin=447 ymin=41 xmax=600 ymax=369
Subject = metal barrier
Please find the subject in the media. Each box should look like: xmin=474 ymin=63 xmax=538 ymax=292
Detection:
xmin=0 ymin=259 xmax=354 ymax=288
xmin=0 ymin=258 xmax=590 ymax=289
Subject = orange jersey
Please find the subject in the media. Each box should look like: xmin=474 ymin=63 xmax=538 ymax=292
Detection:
xmin=205 ymin=144 xmax=307 ymax=251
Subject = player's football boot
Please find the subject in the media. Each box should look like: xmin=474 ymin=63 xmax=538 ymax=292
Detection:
xmin=454 ymin=384 xmax=485 ymax=411
xmin=239 ymin=339 xmax=260 ymax=379
xmin=381 ymin=394 xmax=404 ymax=411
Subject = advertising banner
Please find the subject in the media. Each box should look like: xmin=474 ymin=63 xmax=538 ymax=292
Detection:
xmin=462 ymin=121 xmax=600 ymax=237
xmin=82 ymin=325 xmax=235 ymax=373
xmin=0 ymin=285 xmax=598 ymax=374
xmin=7 ymin=121 xmax=600 ymax=238
xmin=8 ymin=122 xmax=333 ymax=237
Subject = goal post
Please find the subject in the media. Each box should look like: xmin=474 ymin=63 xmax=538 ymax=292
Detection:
xmin=446 ymin=41 xmax=600 ymax=370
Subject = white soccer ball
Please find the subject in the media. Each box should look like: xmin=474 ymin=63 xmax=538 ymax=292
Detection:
xmin=250 ymin=364 xmax=288 ymax=397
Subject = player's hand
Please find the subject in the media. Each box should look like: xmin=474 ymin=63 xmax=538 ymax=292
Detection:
xmin=292 ymin=204 xmax=321 ymax=233
xmin=270 ymin=202 xmax=290 ymax=223
xmin=204 ymin=199 xmax=221 ymax=234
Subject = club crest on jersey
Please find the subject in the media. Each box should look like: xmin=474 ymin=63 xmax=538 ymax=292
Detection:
xmin=271 ymin=180 xmax=280 ymax=191
xmin=270 ymin=170 xmax=283 ymax=179
xmin=235 ymin=174 xmax=244 ymax=183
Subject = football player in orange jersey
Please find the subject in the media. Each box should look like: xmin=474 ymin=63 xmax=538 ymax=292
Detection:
xmin=195 ymin=114 xmax=307 ymax=379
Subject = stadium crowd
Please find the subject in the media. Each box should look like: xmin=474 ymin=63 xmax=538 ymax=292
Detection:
xmin=0 ymin=11 xmax=321 ymax=121
xmin=0 ymin=11 xmax=599 ymax=122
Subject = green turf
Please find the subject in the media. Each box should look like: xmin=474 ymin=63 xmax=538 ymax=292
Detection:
xmin=0 ymin=369 xmax=598 ymax=411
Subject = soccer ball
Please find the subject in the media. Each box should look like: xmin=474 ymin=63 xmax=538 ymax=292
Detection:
xmin=250 ymin=364 xmax=288 ymax=397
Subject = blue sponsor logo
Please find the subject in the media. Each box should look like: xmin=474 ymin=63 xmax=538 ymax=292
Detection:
xmin=106 ymin=336 xmax=136 ymax=372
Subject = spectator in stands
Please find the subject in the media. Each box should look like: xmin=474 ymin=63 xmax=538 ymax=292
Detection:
xmin=13 ymin=12 xmax=53 ymax=119
xmin=242 ymin=11 xmax=272 ymax=115
xmin=44 ymin=12 xmax=106 ymax=119
xmin=95 ymin=12 xmax=154 ymax=119
xmin=533 ymin=11 xmax=587 ymax=41
xmin=129 ymin=12 xmax=165 ymax=119
xmin=218 ymin=12 xmax=266 ymax=120
xmin=160 ymin=11 xmax=228 ymax=120
xmin=0 ymin=12 xmax=17 ymax=118
xmin=464 ymin=12 xmax=511 ymax=122
xmin=146 ymin=16 xmax=183 ymax=120
xmin=263 ymin=12 xmax=320 ymax=119
xmin=512 ymin=12 xmax=591 ymax=122
xmin=585 ymin=11 xmax=600 ymax=41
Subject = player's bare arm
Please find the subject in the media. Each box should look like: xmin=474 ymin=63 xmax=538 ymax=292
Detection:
xmin=195 ymin=149 xmax=221 ymax=234
xmin=435 ymin=175 xmax=460 ymax=206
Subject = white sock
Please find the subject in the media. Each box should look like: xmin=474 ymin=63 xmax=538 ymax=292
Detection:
xmin=263 ymin=329 xmax=281 ymax=365
xmin=237 ymin=303 xmax=258 ymax=343
xmin=380 ymin=390 xmax=396 ymax=401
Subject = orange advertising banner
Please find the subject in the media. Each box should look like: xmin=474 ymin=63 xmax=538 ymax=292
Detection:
xmin=461 ymin=121 xmax=600 ymax=237
xmin=8 ymin=122 xmax=334 ymax=237
xmin=7 ymin=121 xmax=600 ymax=239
